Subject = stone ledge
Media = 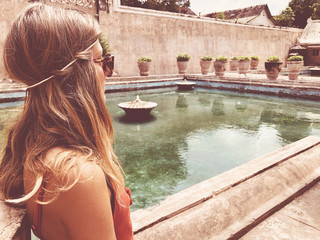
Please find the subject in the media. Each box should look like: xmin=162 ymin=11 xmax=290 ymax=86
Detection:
xmin=132 ymin=136 xmax=320 ymax=239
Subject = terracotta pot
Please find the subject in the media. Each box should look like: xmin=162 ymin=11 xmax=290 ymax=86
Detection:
xmin=214 ymin=61 xmax=227 ymax=76
xmin=250 ymin=59 xmax=259 ymax=70
xmin=177 ymin=61 xmax=189 ymax=74
xmin=137 ymin=61 xmax=151 ymax=76
xmin=287 ymin=61 xmax=303 ymax=80
xmin=229 ymin=60 xmax=238 ymax=71
xmin=200 ymin=60 xmax=213 ymax=75
xmin=265 ymin=62 xmax=283 ymax=80
xmin=238 ymin=60 xmax=250 ymax=75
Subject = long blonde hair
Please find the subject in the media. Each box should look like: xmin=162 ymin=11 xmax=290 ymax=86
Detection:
xmin=0 ymin=3 xmax=124 ymax=203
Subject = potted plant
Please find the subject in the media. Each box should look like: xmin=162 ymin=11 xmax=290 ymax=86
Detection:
xmin=214 ymin=56 xmax=228 ymax=76
xmin=250 ymin=56 xmax=260 ymax=70
xmin=238 ymin=56 xmax=250 ymax=75
xmin=200 ymin=56 xmax=213 ymax=75
xmin=137 ymin=56 xmax=152 ymax=76
xmin=287 ymin=55 xmax=304 ymax=80
xmin=176 ymin=53 xmax=191 ymax=74
xmin=265 ymin=56 xmax=283 ymax=80
xmin=229 ymin=56 xmax=238 ymax=71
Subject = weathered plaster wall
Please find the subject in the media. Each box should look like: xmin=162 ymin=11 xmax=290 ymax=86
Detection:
xmin=0 ymin=0 xmax=303 ymax=78
xmin=100 ymin=5 xmax=302 ymax=76
xmin=0 ymin=0 xmax=30 ymax=78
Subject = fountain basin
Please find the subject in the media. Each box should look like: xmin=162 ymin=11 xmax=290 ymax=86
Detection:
xmin=176 ymin=80 xmax=196 ymax=91
xmin=118 ymin=95 xmax=157 ymax=119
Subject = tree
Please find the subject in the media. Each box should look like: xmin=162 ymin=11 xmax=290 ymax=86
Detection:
xmin=312 ymin=1 xmax=320 ymax=19
xmin=121 ymin=0 xmax=142 ymax=8
xmin=274 ymin=7 xmax=295 ymax=27
xmin=121 ymin=0 xmax=190 ymax=13
xmin=216 ymin=12 xmax=225 ymax=20
xmin=288 ymin=0 xmax=319 ymax=28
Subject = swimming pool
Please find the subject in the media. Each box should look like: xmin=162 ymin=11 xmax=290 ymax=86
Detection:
xmin=1 ymin=87 xmax=320 ymax=211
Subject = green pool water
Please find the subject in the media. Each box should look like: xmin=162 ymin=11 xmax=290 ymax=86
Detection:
xmin=1 ymin=88 xmax=320 ymax=212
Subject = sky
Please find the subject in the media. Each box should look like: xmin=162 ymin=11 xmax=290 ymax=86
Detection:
xmin=189 ymin=0 xmax=291 ymax=16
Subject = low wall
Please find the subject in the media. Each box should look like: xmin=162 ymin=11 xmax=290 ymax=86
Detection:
xmin=132 ymin=135 xmax=320 ymax=239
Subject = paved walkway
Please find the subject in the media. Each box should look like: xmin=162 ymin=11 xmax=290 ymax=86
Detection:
xmin=241 ymin=181 xmax=320 ymax=240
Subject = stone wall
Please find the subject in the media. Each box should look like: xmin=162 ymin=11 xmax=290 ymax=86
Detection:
xmin=99 ymin=5 xmax=302 ymax=76
xmin=0 ymin=0 xmax=303 ymax=78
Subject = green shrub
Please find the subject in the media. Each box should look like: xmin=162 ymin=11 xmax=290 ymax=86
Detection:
xmin=250 ymin=56 xmax=260 ymax=60
xmin=238 ymin=56 xmax=250 ymax=61
xmin=215 ymin=56 xmax=228 ymax=62
xmin=200 ymin=56 xmax=213 ymax=61
xmin=138 ymin=56 xmax=152 ymax=62
xmin=231 ymin=56 xmax=238 ymax=60
xmin=99 ymin=33 xmax=111 ymax=56
xmin=287 ymin=55 xmax=303 ymax=61
xmin=266 ymin=56 xmax=280 ymax=62
xmin=177 ymin=53 xmax=191 ymax=61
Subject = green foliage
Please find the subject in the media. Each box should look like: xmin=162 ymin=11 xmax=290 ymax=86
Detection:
xmin=176 ymin=53 xmax=191 ymax=61
xmin=266 ymin=56 xmax=280 ymax=62
xmin=312 ymin=2 xmax=320 ymax=20
xmin=138 ymin=56 xmax=152 ymax=62
xmin=200 ymin=56 xmax=213 ymax=61
xmin=215 ymin=56 xmax=228 ymax=62
xmin=288 ymin=0 xmax=318 ymax=28
xmin=274 ymin=7 xmax=295 ymax=27
xmin=121 ymin=0 xmax=190 ymax=13
xmin=231 ymin=56 xmax=238 ymax=60
xmin=250 ymin=56 xmax=260 ymax=60
xmin=238 ymin=56 xmax=250 ymax=61
xmin=216 ymin=12 xmax=225 ymax=19
xmin=98 ymin=33 xmax=111 ymax=56
xmin=287 ymin=55 xmax=303 ymax=61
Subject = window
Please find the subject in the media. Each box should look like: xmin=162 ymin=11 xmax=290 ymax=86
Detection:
xmin=312 ymin=49 xmax=320 ymax=56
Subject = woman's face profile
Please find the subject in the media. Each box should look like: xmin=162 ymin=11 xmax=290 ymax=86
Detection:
xmin=92 ymin=41 xmax=106 ymax=91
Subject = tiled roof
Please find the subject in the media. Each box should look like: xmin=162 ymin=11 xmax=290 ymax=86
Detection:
xmin=179 ymin=7 xmax=197 ymax=16
xmin=204 ymin=4 xmax=274 ymax=23
xmin=299 ymin=19 xmax=320 ymax=46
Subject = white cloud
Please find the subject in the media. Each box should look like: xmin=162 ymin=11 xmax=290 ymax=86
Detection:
xmin=189 ymin=0 xmax=291 ymax=16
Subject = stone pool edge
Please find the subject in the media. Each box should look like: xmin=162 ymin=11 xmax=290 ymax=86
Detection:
xmin=2 ymin=73 xmax=320 ymax=103
xmin=131 ymin=135 xmax=320 ymax=239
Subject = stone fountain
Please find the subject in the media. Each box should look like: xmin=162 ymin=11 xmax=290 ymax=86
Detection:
xmin=118 ymin=95 xmax=157 ymax=119
xmin=176 ymin=78 xmax=196 ymax=91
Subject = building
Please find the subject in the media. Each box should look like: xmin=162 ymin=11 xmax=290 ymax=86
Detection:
xmin=293 ymin=19 xmax=320 ymax=66
xmin=179 ymin=7 xmax=197 ymax=16
xmin=204 ymin=4 xmax=276 ymax=27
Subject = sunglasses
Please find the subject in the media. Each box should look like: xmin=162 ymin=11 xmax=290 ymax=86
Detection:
xmin=94 ymin=54 xmax=114 ymax=77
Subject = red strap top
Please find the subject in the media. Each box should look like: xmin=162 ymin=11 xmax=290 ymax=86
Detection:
xmin=31 ymin=181 xmax=133 ymax=240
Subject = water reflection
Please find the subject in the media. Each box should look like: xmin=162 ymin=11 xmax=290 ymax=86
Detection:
xmin=260 ymin=104 xmax=311 ymax=144
xmin=198 ymin=94 xmax=211 ymax=106
xmin=235 ymin=101 xmax=248 ymax=112
xmin=116 ymin=114 xmax=157 ymax=124
xmin=212 ymin=98 xmax=225 ymax=116
xmin=176 ymin=94 xmax=188 ymax=109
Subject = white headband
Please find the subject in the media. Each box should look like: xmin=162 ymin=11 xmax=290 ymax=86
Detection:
xmin=27 ymin=40 xmax=97 ymax=89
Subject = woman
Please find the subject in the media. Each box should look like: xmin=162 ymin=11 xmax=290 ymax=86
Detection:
xmin=0 ymin=3 xmax=133 ymax=240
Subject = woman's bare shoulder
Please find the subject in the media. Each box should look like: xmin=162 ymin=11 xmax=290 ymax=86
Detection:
xmin=45 ymin=149 xmax=116 ymax=239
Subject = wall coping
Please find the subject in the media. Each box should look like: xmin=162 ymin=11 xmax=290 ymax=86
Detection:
xmin=115 ymin=5 xmax=303 ymax=33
